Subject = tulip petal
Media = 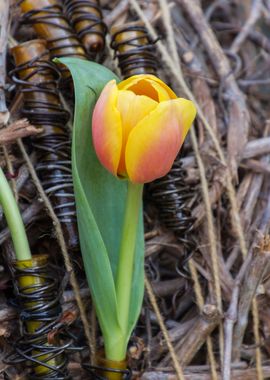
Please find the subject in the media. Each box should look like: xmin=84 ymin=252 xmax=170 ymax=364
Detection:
xmin=150 ymin=80 xmax=174 ymax=101
xmin=174 ymin=98 xmax=197 ymax=141
xmin=125 ymin=98 xmax=196 ymax=183
xmin=92 ymin=80 xmax=122 ymax=176
xmin=118 ymin=74 xmax=177 ymax=101
xmin=117 ymin=91 xmax=158 ymax=131
xmin=117 ymin=90 xmax=158 ymax=175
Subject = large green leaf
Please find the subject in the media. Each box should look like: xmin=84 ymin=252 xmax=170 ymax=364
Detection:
xmin=56 ymin=58 xmax=145 ymax=342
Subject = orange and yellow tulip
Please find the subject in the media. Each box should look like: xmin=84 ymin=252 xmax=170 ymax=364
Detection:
xmin=92 ymin=74 xmax=196 ymax=184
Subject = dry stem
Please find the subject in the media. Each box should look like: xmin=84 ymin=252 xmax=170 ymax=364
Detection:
xmin=145 ymin=277 xmax=186 ymax=380
xmin=0 ymin=119 xmax=41 ymax=144
xmin=0 ymin=0 xmax=9 ymax=124
xmin=232 ymin=238 xmax=269 ymax=373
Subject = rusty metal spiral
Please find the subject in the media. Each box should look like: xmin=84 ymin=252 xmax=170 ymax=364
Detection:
xmin=83 ymin=363 xmax=132 ymax=379
xmin=64 ymin=0 xmax=106 ymax=58
xmin=18 ymin=0 xmax=86 ymax=77
xmin=5 ymin=255 xmax=74 ymax=379
xmin=148 ymin=159 xmax=197 ymax=274
xmin=10 ymin=40 xmax=78 ymax=250
xmin=110 ymin=23 xmax=157 ymax=78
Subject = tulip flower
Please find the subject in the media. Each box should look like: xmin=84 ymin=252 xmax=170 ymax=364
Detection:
xmin=92 ymin=74 xmax=196 ymax=184
xmin=58 ymin=58 xmax=197 ymax=372
xmin=91 ymin=74 xmax=196 ymax=362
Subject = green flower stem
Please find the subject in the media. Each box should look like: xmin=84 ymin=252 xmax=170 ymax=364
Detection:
xmin=0 ymin=167 xmax=31 ymax=261
xmin=107 ymin=181 xmax=143 ymax=361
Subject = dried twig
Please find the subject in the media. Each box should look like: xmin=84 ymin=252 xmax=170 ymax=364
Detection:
xmin=232 ymin=236 xmax=270 ymax=361
xmin=242 ymin=137 xmax=270 ymax=159
xmin=0 ymin=119 xmax=41 ymax=144
xmin=252 ymin=298 xmax=264 ymax=380
xmin=222 ymin=270 xmax=247 ymax=380
xmin=230 ymin=0 xmax=262 ymax=54
xmin=179 ymin=0 xmax=250 ymax=178
xmin=104 ymin=0 xmax=129 ymax=26
xmin=242 ymin=159 xmax=270 ymax=174
xmin=160 ymin=304 xmax=221 ymax=368
xmin=141 ymin=366 xmax=270 ymax=380
xmin=145 ymin=277 xmax=186 ymax=380
xmin=0 ymin=0 xmax=9 ymax=124
xmin=188 ymin=259 xmax=218 ymax=380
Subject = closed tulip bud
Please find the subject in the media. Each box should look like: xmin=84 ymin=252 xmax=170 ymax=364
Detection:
xmin=92 ymin=74 xmax=196 ymax=184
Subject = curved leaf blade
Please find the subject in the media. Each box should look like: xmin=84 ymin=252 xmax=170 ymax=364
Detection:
xmin=57 ymin=58 xmax=145 ymax=343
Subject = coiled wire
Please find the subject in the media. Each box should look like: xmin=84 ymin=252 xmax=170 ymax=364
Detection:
xmin=110 ymin=23 xmax=158 ymax=78
xmin=148 ymin=159 xmax=197 ymax=274
xmin=5 ymin=255 xmax=73 ymax=379
xmin=18 ymin=0 xmax=86 ymax=64
xmin=64 ymin=0 xmax=106 ymax=57
xmin=10 ymin=40 xmax=78 ymax=250
xmin=83 ymin=363 xmax=132 ymax=379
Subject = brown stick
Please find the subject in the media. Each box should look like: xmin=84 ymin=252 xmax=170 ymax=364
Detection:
xmin=229 ymin=0 xmax=262 ymax=54
xmin=242 ymin=137 xmax=270 ymax=159
xmin=141 ymin=366 xmax=270 ymax=380
xmin=192 ymin=135 xmax=270 ymax=226
xmin=160 ymin=305 xmax=221 ymax=368
xmin=145 ymin=232 xmax=178 ymax=257
xmin=145 ymin=277 xmax=186 ymax=380
xmin=192 ymin=167 xmax=226 ymax=227
xmin=238 ymin=173 xmax=264 ymax=232
xmin=241 ymin=159 xmax=270 ymax=174
xmin=232 ymin=237 xmax=270 ymax=360
xmin=0 ymin=0 xmax=9 ymax=124
xmin=0 ymin=119 xmax=41 ymax=144
xmin=62 ymin=288 xmax=91 ymax=303
xmin=104 ymin=0 xmax=129 ymax=27
xmin=150 ymin=318 xmax=196 ymax=362
xmin=179 ymin=0 xmax=250 ymax=178
xmin=223 ymin=243 xmax=262 ymax=380
xmin=152 ymin=278 xmax=186 ymax=298
xmin=198 ymin=228 xmax=234 ymax=301
xmin=212 ymin=22 xmax=270 ymax=53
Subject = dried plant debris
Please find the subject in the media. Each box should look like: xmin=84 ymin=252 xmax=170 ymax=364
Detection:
xmin=0 ymin=0 xmax=269 ymax=379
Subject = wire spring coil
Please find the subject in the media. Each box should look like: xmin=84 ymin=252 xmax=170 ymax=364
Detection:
xmin=18 ymin=0 xmax=86 ymax=63
xmin=10 ymin=40 xmax=78 ymax=250
xmin=64 ymin=0 xmax=107 ymax=57
xmin=5 ymin=255 xmax=73 ymax=379
xmin=83 ymin=363 xmax=132 ymax=379
xmin=148 ymin=159 xmax=197 ymax=274
xmin=110 ymin=23 xmax=158 ymax=79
